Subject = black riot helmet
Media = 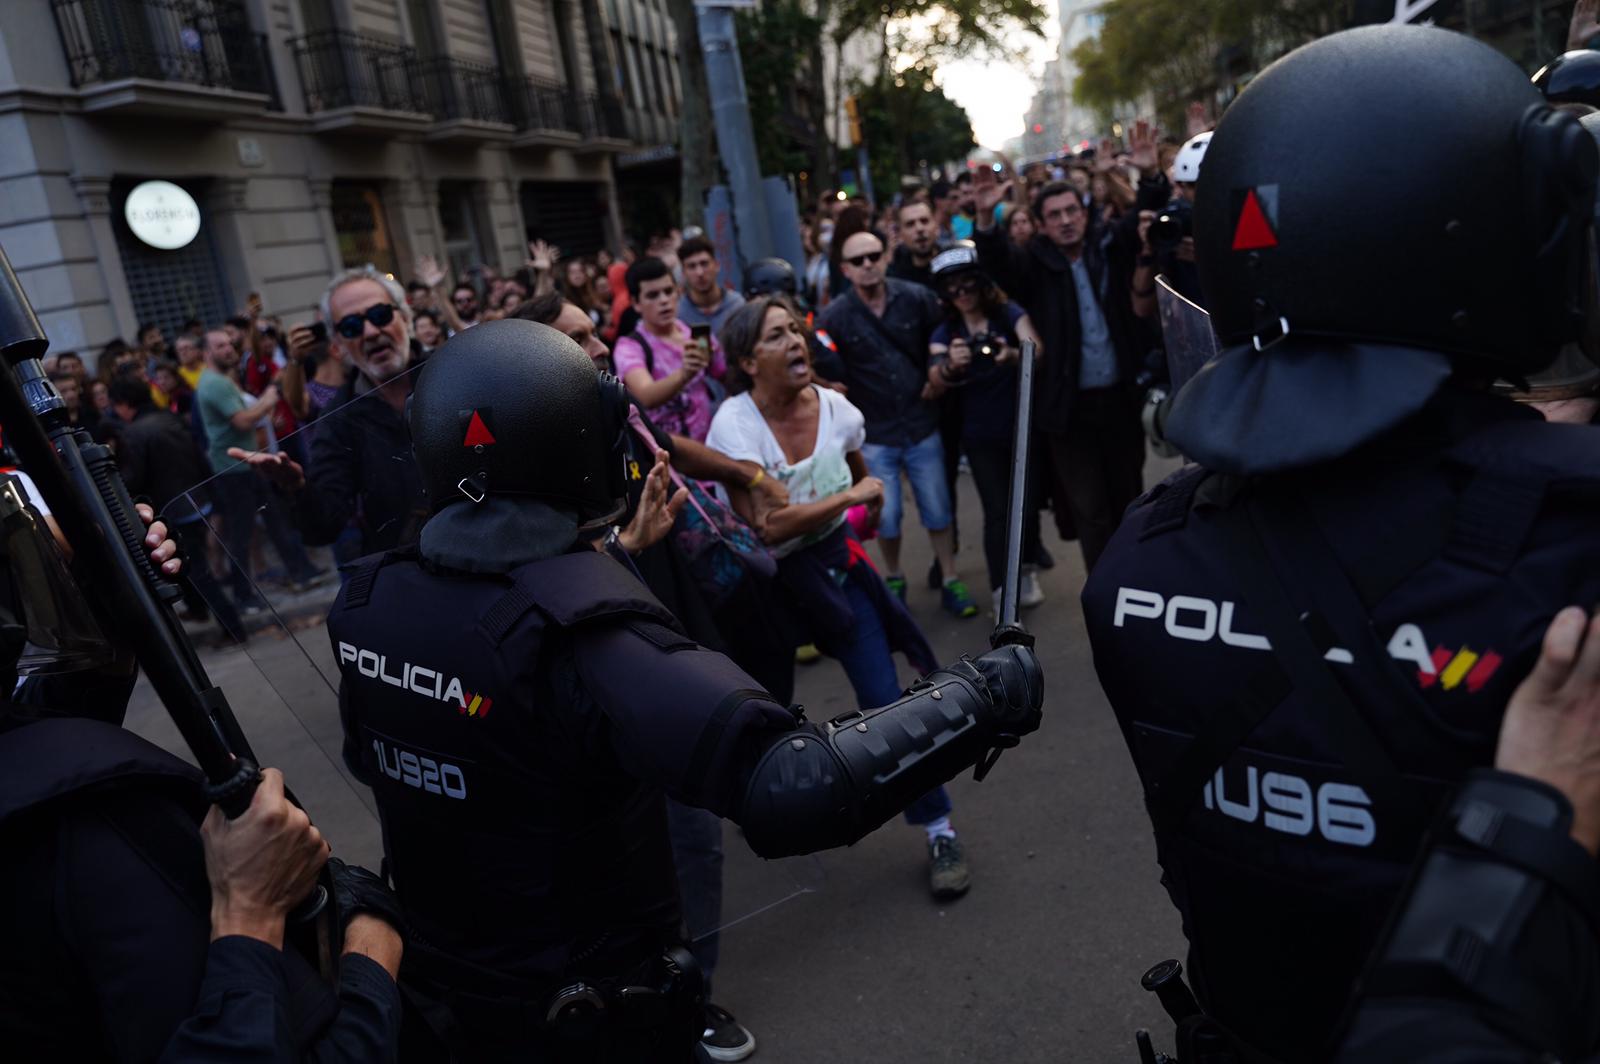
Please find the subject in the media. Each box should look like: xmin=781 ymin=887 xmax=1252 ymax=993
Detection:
xmin=1534 ymin=50 xmax=1600 ymax=110
xmin=743 ymin=258 xmax=799 ymax=298
xmin=1505 ymin=109 xmax=1600 ymax=403
xmin=1166 ymin=25 xmax=1599 ymax=474
xmin=408 ymin=319 xmax=629 ymax=523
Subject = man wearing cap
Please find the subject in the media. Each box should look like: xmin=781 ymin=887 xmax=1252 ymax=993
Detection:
xmin=1080 ymin=25 xmax=1600 ymax=1062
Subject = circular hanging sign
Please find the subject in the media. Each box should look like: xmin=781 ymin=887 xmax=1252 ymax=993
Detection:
xmin=124 ymin=180 xmax=202 ymax=250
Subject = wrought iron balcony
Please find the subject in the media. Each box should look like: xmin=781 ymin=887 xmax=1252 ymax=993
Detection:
xmin=511 ymin=75 xmax=583 ymax=137
xmin=51 ymin=0 xmax=279 ymax=112
xmin=289 ymin=29 xmax=428 ymax=117
xmin=417 ymin=55 xmax=515 ymax=127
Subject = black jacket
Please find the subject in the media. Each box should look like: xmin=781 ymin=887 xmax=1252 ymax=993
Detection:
xmin=293 ymin=372 xmax=428 ymax=554
xmin=1082 ymin=389 xmax=1600 ymax=1060
xmin=116 ymin=407 xmax=213 ymax=523
xmin=0 ymin=704 xmax=400 ymax=1062
xmin=974 ymin=217 xmax=1147 ymax=434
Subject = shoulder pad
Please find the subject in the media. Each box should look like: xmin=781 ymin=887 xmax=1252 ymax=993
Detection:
xmin=1137 ymin=463 xmax=1211 ymax=540
xmin=478 ymin=551 xmax=681 ymax=647
xmin=0 ymin=718 xmax=203 ymax=830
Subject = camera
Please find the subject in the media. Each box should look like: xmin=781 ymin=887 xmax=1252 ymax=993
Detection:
xmin=969 ymin=332 xmax=1000 ymax=359
xmin=1148 ymin=199 xmax=1192 ymax=252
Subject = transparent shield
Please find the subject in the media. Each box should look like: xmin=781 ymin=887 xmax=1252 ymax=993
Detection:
xmin=1157 ymin=276 xmax=1220 ymax=393
xmin=148 ymin=361 xmax=820 ymax=939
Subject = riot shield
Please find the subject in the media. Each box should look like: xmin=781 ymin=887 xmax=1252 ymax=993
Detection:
xmin=128 ymin=361 xmax=822 ymax=941
xmin=1156 ymin=277 xmax=1220 ymax=393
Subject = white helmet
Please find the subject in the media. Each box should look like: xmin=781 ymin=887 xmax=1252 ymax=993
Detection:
xmin=1171 ymin=130 xmax=1212 ymax=184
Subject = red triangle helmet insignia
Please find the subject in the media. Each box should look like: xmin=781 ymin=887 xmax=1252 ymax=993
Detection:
xmin=1232 ymin=189 xmax=1278 ymax=251
xmin=463 ymin=411 xmax=495 ymax=447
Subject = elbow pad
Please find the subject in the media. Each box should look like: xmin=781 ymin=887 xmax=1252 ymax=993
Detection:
xmin=738 ymin=646 xmax=1043 ymax=859
xmin=1349 ymin=769 xmax=1600 ymax=1060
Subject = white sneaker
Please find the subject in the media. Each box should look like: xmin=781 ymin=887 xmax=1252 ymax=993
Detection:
xmin=1019 ymin=568 xmax=1045 ymax=609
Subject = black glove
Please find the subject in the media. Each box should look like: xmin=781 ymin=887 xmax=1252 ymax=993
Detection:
xmin=973 ymin=645 xmax=1044 ymax=735
xmin=327 ymin=857 xmax=408 ymax=943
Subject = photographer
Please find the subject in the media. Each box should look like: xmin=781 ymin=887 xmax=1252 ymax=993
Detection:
xmin=1131 ymin=130 xmax=1211 ymax=318
xmin=926 ymin=245 xmax=1045 ymax=615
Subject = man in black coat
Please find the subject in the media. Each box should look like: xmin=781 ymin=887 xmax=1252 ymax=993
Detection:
xmin=972 ymin=173 xmax=1149 ymax=570
xmin=109 ymin=374 xmax=246 ymax=644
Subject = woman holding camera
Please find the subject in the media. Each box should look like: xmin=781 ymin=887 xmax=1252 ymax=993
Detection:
xmin=928 ymin=245 xmax=1045 ymax=615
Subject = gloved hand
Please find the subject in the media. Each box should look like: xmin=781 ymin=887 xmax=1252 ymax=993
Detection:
xmin=973 ymin=645 xmax=1044 ymax=735
xmin=327 ymin=857 xmax=408 ymax=944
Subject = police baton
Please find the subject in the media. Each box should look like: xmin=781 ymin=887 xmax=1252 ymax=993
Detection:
xmin=0 ymin=244 xmax=263 ymax=814
xmin=971 ymin=339 xmax=1038 ymax=784
xmin=991 ymin=339 xmax=1038 ymax=652
xmin=0 ymin=246 xmax=333 ymax=966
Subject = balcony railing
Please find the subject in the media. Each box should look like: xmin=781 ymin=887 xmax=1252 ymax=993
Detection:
xmin=417 ymin=55 xmax=514 ymax=125
xmin=512 ymin=75 xmax=583 ymax=134
xmin=51 ymin=0 xmax=278 ymax=101
xmin=289 ymin=29 xmax=427 ymax=114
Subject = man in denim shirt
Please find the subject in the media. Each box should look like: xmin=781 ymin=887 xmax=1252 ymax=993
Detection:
xmin=818 ymin=230 xmax=979 ymax=618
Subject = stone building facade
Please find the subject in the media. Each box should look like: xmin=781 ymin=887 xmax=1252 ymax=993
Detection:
xmin=0 ymin=0 xmax=682 ymax=357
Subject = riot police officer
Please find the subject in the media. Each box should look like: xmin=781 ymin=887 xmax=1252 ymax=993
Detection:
xmin=328 ymin=318 xmax=1043 ymax=1062
xmin=1080 ymin=24 xmax=1600 ymax=1062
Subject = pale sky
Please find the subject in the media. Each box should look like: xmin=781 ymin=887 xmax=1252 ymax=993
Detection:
xmin=939 ymin=17 xmax=1062 ymax=150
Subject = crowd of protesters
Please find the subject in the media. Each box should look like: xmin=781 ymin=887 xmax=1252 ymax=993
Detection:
xmin=30 ymin=119 xmax=1215 ymax=1059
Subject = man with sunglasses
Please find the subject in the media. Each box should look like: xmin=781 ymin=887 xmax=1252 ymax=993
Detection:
xmin=227 ymin=267 xmax=429 ymax=561
xmin=817 ymin=231 xmax=979 ymax=620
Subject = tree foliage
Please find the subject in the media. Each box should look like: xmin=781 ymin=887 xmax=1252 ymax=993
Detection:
xmin=854 ymin=63 xmax=974 ymax=195
xmin=834 ymin=0 xmax=1050 ymax=75
xmin=737 ymin=0 xmax=826 ymax=178
xmin=1071 ymin=0 xmax=1353 ymax=128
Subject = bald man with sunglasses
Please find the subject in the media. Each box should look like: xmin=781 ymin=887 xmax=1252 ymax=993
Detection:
xmin=227 ymin=266 xmax=430 ymax=559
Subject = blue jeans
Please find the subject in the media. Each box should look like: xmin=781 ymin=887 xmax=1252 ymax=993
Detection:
xmin=860 ymin=431 xmax=953 ymax=541
xmin=829 ymin=576 xmax=953 ymax=826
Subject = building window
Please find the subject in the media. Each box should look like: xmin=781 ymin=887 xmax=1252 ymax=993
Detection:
xmin=631 ymin=40 xmax=652 ymax=111
xmin=330 ymin=181 xmax=399 ymax=277
xmin=647 ymin=48 xmax=667 ymax=115
xmin=437 ymin=182 xmax=486 ymax=283
xmin=611 ymin=29 xmax=635 ymax=105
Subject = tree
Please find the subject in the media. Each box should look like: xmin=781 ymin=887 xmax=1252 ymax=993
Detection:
xmin=833 ymin=0 xmax=1051 ymax=78
xmin=1070 ymin=0 xmax=1352 ymax=129
xmin=737 ymin=0 xmax=827 ymax=179
xmin=854 ymin=63 xmax=974 ymax=196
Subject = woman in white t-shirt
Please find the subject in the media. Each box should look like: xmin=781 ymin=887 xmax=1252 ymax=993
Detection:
xmin=708 ymin=297 xmax=974 ymax=899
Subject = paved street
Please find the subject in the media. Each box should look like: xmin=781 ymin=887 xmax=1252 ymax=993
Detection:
xmin=125 ymin=449 xmax=1184 ymax=1063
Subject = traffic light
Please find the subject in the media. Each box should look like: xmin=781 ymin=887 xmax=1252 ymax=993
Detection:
xmin=845 ymin=96 xmax=863 ymax=147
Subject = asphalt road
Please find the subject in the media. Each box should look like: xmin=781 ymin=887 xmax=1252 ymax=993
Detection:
xmin=125 ymin=449 xmax=1185 ymax=1064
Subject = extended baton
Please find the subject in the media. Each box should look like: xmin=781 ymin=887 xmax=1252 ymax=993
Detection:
xmin=0 ymin=245 xmax=264 ymax=814
xmin=991 ymin=339 xmax=1037 ymax=652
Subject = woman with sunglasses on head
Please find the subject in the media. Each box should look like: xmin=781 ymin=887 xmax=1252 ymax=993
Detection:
xmin=928 ymin=244 xmax=1046 ymax=616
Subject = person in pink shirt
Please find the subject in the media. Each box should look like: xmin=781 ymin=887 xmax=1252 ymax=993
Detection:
xmin=613 ymin=257 xmax=726 ymax=442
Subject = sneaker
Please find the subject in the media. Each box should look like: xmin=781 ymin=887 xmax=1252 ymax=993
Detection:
xmin=236 ymin=599 xmax=268 ymax=617
xmin=1019 ymin=568 xmax=1045 ymax=609
xmin=928 ymin=835 xmax=971 ymax=898
xmin=885 ymin=574 xmax=907 ymax=602
xmin=926 ymin=558 xmax=942 ymax=590
xmin=940 ymin=580 xmax=979 ymax=619
xmin=1035 ymin=544 xmax=1056 ymax=570
xmin=795 ymin=642 xmax=821 ymax=665
xmin=700 ymin=1003 xmax=756 ymax=1062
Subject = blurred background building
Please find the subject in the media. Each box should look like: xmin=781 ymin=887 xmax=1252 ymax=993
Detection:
xmin=0 ymin=0 xmax=683 ymax=355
